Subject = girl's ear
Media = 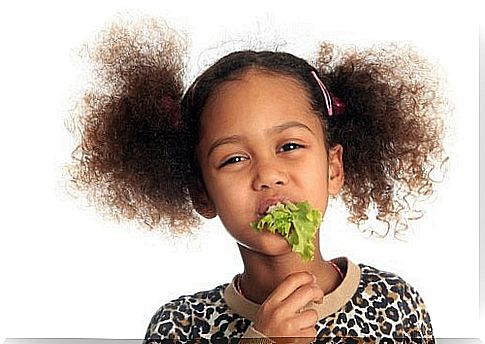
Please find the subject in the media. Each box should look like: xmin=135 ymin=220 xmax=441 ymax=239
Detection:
xmin=189 ymin=178 xmax=217 ymax=219
xmin=327 ymin=144 xmax=344 ymax=196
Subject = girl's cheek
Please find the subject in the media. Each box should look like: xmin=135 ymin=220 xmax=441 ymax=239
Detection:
xmin=210 ymin=175 xmax=248 ymax=207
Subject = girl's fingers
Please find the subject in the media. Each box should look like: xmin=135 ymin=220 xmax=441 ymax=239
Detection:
xmin=278 ymin=283 xmax=324 ymax=315
xmin=293 ymin=309 xmax=320 ymax=330
xmin=253 ymin=272 xmax=323 ymax=340
xmin=265 ymin=271 xmax=315 ymax=305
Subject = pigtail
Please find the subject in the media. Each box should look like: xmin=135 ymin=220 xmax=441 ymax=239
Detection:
xmin=315 ymin=42 xmax=447 ymax=236
xmin=66 ymin=16 xmax=200 ymax=232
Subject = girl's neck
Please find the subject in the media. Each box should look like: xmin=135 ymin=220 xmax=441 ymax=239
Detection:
xmin=236 ymin=242 xmax=342 ymax=305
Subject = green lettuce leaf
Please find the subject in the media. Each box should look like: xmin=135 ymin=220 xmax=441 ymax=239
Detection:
xmin=250 ymin=201 xmax=322 ymax=261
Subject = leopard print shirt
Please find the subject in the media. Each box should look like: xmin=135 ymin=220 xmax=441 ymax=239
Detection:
xmin=144 ymin=261 xmax=434 ymax=343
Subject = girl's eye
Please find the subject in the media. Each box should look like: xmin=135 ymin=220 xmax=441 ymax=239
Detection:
xmin=279 ymin=142 xmax=304 ymax=152
xmin=220 ymin=156 xmax=247 ymax=168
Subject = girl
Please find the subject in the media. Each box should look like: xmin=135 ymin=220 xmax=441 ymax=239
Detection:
xmin=67 ymin=19 xmax=445 ymax=343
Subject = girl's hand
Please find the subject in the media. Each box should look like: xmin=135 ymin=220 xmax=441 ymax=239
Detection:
xmin=252 ymin=272 xmax=324 ymax=344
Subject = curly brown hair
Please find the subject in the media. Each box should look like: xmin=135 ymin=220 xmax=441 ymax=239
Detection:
xmin=315 ymin=43 xmax=447 ymax=236
xmin=66 ymin=18 xmax=447 ymax=236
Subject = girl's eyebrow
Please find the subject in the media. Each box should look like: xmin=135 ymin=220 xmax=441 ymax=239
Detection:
xmin=206 ymin=121 xmax=314 ymax=159
xmin=271 ymin=121 xmax=314 ymax=136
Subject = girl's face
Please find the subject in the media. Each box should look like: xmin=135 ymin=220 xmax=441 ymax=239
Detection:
xmin=196 ymin=69 xmax=343 ymax=257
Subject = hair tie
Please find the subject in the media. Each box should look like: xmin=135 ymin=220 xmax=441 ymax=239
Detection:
xmin=310 ymin=71 xmax=345 ymax=117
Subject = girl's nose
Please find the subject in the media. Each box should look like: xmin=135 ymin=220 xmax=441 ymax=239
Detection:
xmin=252 ymin=160 xmax=289 ymax=191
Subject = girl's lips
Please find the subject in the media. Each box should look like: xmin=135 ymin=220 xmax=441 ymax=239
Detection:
xmin=257 ymin=196 xmax=289 ymax=217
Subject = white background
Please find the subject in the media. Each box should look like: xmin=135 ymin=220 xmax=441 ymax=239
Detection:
xmin=0 ymin=0 xmax=481 ymax=341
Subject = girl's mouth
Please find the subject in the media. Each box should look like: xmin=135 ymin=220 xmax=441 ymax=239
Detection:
xmin=257 ymin=197 xmax=290 ymax=218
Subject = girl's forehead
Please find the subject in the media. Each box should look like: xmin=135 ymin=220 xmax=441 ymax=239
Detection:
xmin=199 ymin=70 xmax=319 ymax=135
xmin=201 ymin=70 xmax=312 ymax=123
xmin=209 ymin=69 xmax=309 ymax=102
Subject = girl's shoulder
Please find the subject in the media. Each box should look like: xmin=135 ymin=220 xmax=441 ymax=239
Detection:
xmin=352 ymin=262 xmax=430 ymax=321
xmin=357 ymin=262 xmax=423 ymax=297
xmin=335 ymin=257 xmax=423 ymax=302
xmin=315 ymin=261 xmax=434 ymax=339
xmin=148 ymin=282 xmax=230 ymax=320
xmin=144 ymin=282 xmax=251 ymax=342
